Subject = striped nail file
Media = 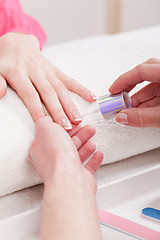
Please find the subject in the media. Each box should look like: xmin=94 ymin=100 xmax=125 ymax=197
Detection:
xmin=98 ymin=209 xmax=160 ymax=240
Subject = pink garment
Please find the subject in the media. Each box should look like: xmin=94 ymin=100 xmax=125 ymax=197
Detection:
xmin=0 ymin=0 xmax=47 ymax=49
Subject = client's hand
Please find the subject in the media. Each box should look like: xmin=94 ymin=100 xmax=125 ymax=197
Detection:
xmin=29 ymin=116 xmax=103 ymax=240
xmin=0 ymin=33 xmax=96 ymax=130
xmin=29 ymin=116 xmax=103 ymax=192
xmin=109 ymin=58 xmax=160 ymax=128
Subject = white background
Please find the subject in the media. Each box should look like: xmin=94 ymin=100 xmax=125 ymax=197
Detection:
xmin=21 ymin=0 xmax=107 ymax=45
xmin=21 ymin=0 xmax=160 ymax=45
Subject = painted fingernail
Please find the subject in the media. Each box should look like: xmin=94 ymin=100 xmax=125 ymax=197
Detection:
xmin=116 ymin=112 xmax=128 ymax=125
xmin=61 ymin=118 xmax=72 ymax=130
xmin=89 ymin=93 xmax=97 ymax=100
xmin=72 ymin=110 xmax=82 ymax=122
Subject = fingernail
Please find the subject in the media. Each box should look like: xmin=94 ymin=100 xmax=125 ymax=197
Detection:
xmin=89 ymin=92 xmax=97 ymax=100
xmin=61 ymin=118 xmax=72 ymax=130
xmin=116 ymin=112 xmax=128 ymax=125
xmin=72 ymin=110 xmax=82 ymax=122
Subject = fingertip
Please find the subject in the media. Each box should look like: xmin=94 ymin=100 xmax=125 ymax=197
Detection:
xmin=71 ymin=110 xmax=83 ymax=124
xmin=115 ymin=111 xmax=129 ymax=125
xmin=94 ymin=151 xmax=104 ymax=170
xmin=109 ymin=75 xmax=127 ymax=94
xmin=91 ymin=98 xmax=98 ymax=102
xmin=79 ymin=141 xmax=96 ymax=163
xmin=108 ymin=85 xmax=113 ymax=93
xmin=74 ymin=118 xmax=83 ymax=123
xmin=86 ymin=151 xmax=104 ymax=174
xmin=87 ymin=141 xmax=96 ymax=151
xmin=96 ymin=151 xmax=104 ymax=162
xmin=85 ymin=124 xmax=96 ymax=134
xmin=108 ymin=85 xmax=118 ymax=94
xmin=80 ymin=92 xmax=97 ymax=103
xmin=61 ymin=117 xmax=72 ymax=131
xmin=88 ymin=92 xmax=98 ymax=102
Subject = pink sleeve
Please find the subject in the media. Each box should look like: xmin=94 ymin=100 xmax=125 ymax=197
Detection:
xmin=0 ymin=0 xmax=47 ymax=49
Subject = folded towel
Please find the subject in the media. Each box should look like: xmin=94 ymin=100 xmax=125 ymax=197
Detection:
xmin=1 ymin=147 xmax=160 ymax=221
xmin=0 ymin=26 xmax=160 ymax=197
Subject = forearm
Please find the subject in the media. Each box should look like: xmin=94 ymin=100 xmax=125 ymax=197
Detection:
xmin=41 ymin=163 xmax=102 ymax=240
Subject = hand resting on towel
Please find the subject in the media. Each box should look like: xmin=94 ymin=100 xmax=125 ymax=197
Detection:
xmin=29 ymin=116 xmax=103 ymax=240
xmin=0 ymin=33 xmax=96 ymax=130
xmin=110 ymin=58 xmax=160 ymax=128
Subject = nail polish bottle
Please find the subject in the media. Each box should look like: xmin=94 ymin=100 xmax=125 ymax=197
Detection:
xmin=83 ymin=92 xmax=132 ymax=119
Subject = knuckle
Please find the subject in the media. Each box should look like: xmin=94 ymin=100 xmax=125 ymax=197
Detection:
xmin=135 ymin=64 xmax=144 ymax=80
xmin=7 ymin=65 xmax=23 ymax=78
xmin=30 ymin=61 xmax=44 ymax=74
xmin=30 ymin=63 xmax=40 ymax=72
xmin=69 ymin=78 xmax=79 ymax=88
xmin=148 ymin=57 xmax=157 ymax=63
xmin=54 ymin=81 xmax=64 ymax=91
xmin=69 ymin=78 xmax=76 ymax=84
xmin=153 ymin=83 xmax=160 ymax=96
xmin=149 ymin=57 xmax=155 ymax=62
xmin=41 ymin=84 xmax=53 ymax=95
xmin=23 ymin=87 xmax=38 ymax=100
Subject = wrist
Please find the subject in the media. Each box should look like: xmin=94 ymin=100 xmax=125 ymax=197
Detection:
xmin=42 ymin=165 xmax=100 ymax=240
xmin=44 ymin=160 xmax=96 ymax=200
xmin=0 ymin=32 xmax=40 ymax=50
xmin=44 ymin=159 xmax=82 ymax=186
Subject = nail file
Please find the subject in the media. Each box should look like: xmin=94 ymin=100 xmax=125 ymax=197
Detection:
xmin=142 ymin=207 xmax=160 ymax=223
xmin=98 ymin=209 xmax=160 ymax=240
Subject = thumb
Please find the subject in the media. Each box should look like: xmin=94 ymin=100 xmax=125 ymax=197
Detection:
xmin=116 ymin=107 xmax=160 ymax=128
xmin=0 ymin=75 xmax=7 ymax=98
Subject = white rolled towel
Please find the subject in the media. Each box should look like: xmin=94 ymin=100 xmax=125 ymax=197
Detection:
xmin=0 ymin=26 xmax=160 ymax=197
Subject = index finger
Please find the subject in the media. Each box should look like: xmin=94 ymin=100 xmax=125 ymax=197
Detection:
xmin=109 ymin=64 xmax=160 ymax=94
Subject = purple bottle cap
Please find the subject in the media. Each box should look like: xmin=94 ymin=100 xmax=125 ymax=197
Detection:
xmin=98 ymin=91 xmax=132 ymax=118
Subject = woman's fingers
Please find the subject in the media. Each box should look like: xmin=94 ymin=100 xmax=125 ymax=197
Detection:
xmin=138 ymin=96 xmax=160 ymax=108
xmin=31 ymin=73 xmax=73 ymax=130
xmin=0 ymin=74 xmax=7 ymax=98
xmin=109 ymin=64 xmax=160 ymax=94
xmin=7 ymin=71 xmax=46 ymax=121
xmin=70 ymin=125 xmax=96 ymax=161
xmin=116 ymin=106 xmax=160 ymax=128
xmin=143 ymin=58 xmax=160 ymax=64
xmin=68 ymin=124 xmax=81 ymax=137
xmin=71 ymin=124 xmax=96 ymax=150
xmin=85 ymin=151 xmax=104 ymax=175
xmin=55 ymin=68 xmax=97 ymax=102
xmin=78 ymin=141 xmax=96 ymax=163
xmin=131 ymin=82 xmax=160 ymax=107
xmin=47 ymin=72 xmax=82 ymax=123
xmin=109 ymin=59 xmax=160 ymax=128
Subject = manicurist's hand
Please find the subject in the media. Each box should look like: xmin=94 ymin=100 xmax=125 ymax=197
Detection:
xmin=29 ymin=116 xmax=103 ymax=240
xmin=0 ymin=33 xmax=96 ymax=130
xmin=109 ymin=58 xmax=160 ymax=128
